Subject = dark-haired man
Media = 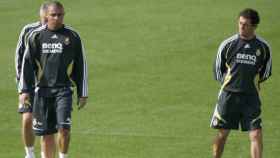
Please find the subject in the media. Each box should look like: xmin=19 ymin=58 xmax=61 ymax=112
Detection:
xmin=19 ymin=1 xmax=88 ymax=158
xmin=210 ymin=8 xmax=272 ymax=158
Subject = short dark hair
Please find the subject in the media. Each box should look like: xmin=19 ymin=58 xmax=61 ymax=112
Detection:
xmin=239 ymin=8 xmax=260 ymax=26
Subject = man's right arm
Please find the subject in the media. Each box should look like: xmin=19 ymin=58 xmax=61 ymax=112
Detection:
xmin=15 ymin=25 xmax=29 ymax=82
xmin=18 ymin=33 xmax=37 ymax=94
xmin=19 ymin=93 xmax=30 ymax=107
xmin=213 ymin=42 xmax=228 ymax=84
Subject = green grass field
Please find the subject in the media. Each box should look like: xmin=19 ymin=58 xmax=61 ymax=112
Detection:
xmin=0 ymin=0 xmax=279 ymax=157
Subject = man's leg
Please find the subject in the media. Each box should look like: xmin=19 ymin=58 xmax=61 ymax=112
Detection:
xmin=22 ymin=112 xmax=35 ymax=158
xmin=57 ymin=128 xmax=70 ymax=158
xmin=242 ymin=93 xmax=262 ymax=158
xmin=249 ymin=129 xmax=263 ymax=158
xmin=56 ymin=87 xmax=73 ymax=158
xmin=41 ymin=134 xmax=56 ymax=158
xmin=213 ymin=129 xmax=230 ymax=158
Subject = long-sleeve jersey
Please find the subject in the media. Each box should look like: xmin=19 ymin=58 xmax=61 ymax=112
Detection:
xmin=18 ymin=25 xmax=88 ymax=98
xmin=15 ymin=21 xmax=42 ymax=81
xmin=214 ymin=34 xmax=272 ymax=94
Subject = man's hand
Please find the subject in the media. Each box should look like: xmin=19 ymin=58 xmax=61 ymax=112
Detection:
xmin=77 ymin=97 xmax=87 ymax=110
xmin=19 ymin=93 xmax=31 ymax=107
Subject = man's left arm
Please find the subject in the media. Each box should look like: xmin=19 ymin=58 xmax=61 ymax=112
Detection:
xmin=72 ymin=35 xmax=88 ymax=109
xmin=259 ymin=43 xmax=272 ymax=83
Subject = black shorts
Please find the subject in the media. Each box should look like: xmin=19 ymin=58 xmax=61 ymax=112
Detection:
xmin=210 ymin=90 xmax=262 ymax=131
xmin=32 ymin=87 xmax=73 ymax=136
xmin=18 ymin=92 xmax=34 ymax=113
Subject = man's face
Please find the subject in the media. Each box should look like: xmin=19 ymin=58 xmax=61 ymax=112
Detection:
xmin=238 ymin=16 xmax=256 ymax=39
xmin=46 ymin=5 xmax=64 ymax=29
